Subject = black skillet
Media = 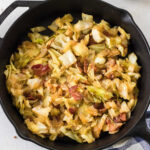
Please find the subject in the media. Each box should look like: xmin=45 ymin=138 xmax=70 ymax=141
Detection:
xmin=0 ymin=0 xmax=150 ymax=149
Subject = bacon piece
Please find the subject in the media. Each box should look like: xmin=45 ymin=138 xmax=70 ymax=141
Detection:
xmin=84 ymin=59 xmax=89 ymax=73
xmin=69 ymin=107 xmax=77 ymax=114
xmin=109 ymin=123 xmax=122 ymax=133
xmin=24 ymin=92 xmax=36 ymax=100
xmin=26 ymin=95 xmax=36 ymax=100
xmin=24 ymin=92 xmax=42 ymax=100
xmin=77 ymin=61 xmax=83 ymax=73
xmin=31 ymin=64 xmax=42 ymax=69
xmin=88 ymin=36 xmax=97 ymax=45
xmin=55 ymin=104 xmax=60 ymax=109
xmin=93 ymin=103 xmax=107 ymax=114
xmin=78 ymin=34 xmax=85 ymax=41
xmin=113 ymin=116 xmax=121 ymax=123
xmin=94 ymin=102 xmax=104 ymax=109
xmin=71 ymin=92 xmax=83 ymax=100
xmin=103 ymin=30 xmax=111 ymax=37
xmin=106 ymin=73 xmax=115 ymax=80
xmin=119 ymin=113 xmax=127 ymax=122
xmin=106 ymin=59 xmax=116 ymax=68
xmin=109 ymin=123 xmax=117 ymax=133
xmin=94 ymin=66 xmax=98 ymax=73
xmin=106 ymin=118 xmax=111 ymax=124
xmin=31 ymin=64 xmax=50 ymax=76
xmin=69 ymin=85 xmax=83 ymax=100
xmin=113 ymin=113 xmax=127 ymax=123
xmin=69 ymin=85 xmax=78 ymax=94
xmin=99 ymin=108 xmax=107 ymax=114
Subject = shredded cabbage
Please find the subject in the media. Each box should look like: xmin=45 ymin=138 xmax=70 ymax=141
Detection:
xmin=87 ymin=86 xmax=113 ymax=101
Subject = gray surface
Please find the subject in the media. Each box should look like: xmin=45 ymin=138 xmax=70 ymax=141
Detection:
xmin=0 ymin=0 xmax=149 ymax=150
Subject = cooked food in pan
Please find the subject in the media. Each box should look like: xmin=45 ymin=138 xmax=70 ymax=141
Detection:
xmin=4 ymin=13 xmax=141 ymax=143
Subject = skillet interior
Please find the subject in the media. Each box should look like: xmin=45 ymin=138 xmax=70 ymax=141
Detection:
xmin=0 ymin=0 xmax=150 ymax=149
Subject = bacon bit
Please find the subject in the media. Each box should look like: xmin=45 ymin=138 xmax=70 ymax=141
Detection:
xmin=99 ymin=108 xmax=107 ymax=114
xmin=113 ymin=113 xmax=127 ymax=123
xmin=119 ymin=113 xmax=127 ymax=122
xmin=78 ymin=34 xmax=85 ymax=41
xmin=31 ymin=64 xmax=50 ymax=76
xmin=108 ymin=123 xmax=117 ymax=132
xmin=88 ymin=36 xmax=97 ymax=45
xmin=77 ymin=61 xmax=83 ymax=73
xmin=94 ymin=66 xmax=100 ymax=74
xmin=106 ymin=73 xmax=115 ymax=80
xmin=106 ymin=118 xmax=111 ymax=124
xmin=106 ymin=59 xmax=116 ymax=68
xmin=69 ymin=107 xmax=77 ymax=114
xmin=13 ymin=136 xmax=17 ymax=139
xmin=24 ymin=94 xmax=35 ymax=100
xmin=94 ymin=103 xmax=107 ymax=114
xmin=31 ymin=64 xmax=42 ymax=69
xmin=109 ymin=123 xmax=122 ymax=133
xmin=24 ymin=92 xmax=42 ymax=100
xmin=71 ymin=92 xmax=83 ymax=100
xmin=55 ymin=104 xmax=60 ymax=109
xmin=41 ymin=79 xmax=46 ymax=87
xmin=69 ymin=85 xmax=83 ymax=100
xmin=84 ymin=59 xmax=89 ymax=73
xmin=113 ymin=116 xmax=121 ymax=123
xmin=103 ymin=31 xmax=111 ymax=37
xmin=36 ymin=94 xmax=42 ymax=100
xmin=69 ymin=85 xmax=78 ymax=94
xmin=110 ymin=74 xmax=115 ymax=80
xmin=94 ymin=102 xmax=104 ymax=109
xmin=47 ymin=45 xmax=50 ymax=49
xmin=26 ymin=95 xmax=36 ymax=100
xmin=24 ymin=92 xmax=36 ymax=100
xmin=55 ymin=115 xmax=61 ymax=121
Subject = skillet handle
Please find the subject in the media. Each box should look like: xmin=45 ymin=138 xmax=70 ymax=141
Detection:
xmin=0 ymin=0 xmax=45 ymax=47
xmin=129 ymin=111 xmax=150 ymax=144
xmin=0 ymin=1 xmax=46 ymax=25
xmin=0 ymin=38 xmax=2 ymax=48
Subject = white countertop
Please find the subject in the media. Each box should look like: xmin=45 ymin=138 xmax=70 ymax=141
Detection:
xmin=0 ymin=0 xmax=150 ymax=150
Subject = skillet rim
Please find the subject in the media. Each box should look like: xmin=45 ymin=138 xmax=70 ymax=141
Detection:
xmin=0 ymin=0 xmax=150 ymax=149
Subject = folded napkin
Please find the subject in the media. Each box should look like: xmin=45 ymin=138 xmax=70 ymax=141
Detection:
xmin=105 ymin=111 xmax=150 ymax=150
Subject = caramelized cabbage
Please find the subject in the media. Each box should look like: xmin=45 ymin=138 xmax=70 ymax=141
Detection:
xmin=4 ymin=13 xmax=140 ymax=144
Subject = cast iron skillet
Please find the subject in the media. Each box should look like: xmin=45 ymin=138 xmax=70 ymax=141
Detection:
xmin=0 ymin=0 xmax=150 ymax=149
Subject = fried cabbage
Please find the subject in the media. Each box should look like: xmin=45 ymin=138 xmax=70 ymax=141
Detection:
xmin=4 ymin=13 xmax=141 ymax=143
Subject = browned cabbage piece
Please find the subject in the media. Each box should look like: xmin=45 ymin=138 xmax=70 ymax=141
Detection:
xmin=4 ymin=13 xmax=141 ymax=143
